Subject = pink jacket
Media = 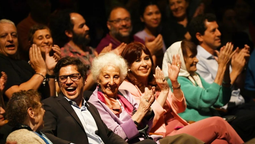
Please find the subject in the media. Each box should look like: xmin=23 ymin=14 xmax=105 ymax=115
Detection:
xmin=119 ymin=80 xmax=189 ymax=136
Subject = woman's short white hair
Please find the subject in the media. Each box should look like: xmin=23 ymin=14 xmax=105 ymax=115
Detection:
xmin=0 ymin=19 xmax=15 ymax=25
xmin=91 ymin=52 xmax=128 ymax=82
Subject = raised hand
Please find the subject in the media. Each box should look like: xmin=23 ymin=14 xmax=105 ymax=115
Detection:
xmin=0 ymin=72 xmax=7 ymax=91
xmin=100 ymin=43 xmax=127 ymax=55
xmin=168 ymin=54 xmax=181 ymax=82
xmin=154 ymin=66 xmax=169 ymax=92
xmin=113 ymin=43 xmax=127 ymax=55
xmin=29 ymin=44 xmax=46 ymax=75
xmin=45 ymin=45 xmax=61 ymax=75
xmin=145 ymin=34 xmax=163 ymax=55
xmin=101 ymin=43 xmax=113 ymax=54
xmin=215 ymin=42 xmax=236 ymax=67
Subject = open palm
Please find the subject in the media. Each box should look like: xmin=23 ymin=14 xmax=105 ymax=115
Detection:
xmin=168 ymin=54 xmax=181 ymax=82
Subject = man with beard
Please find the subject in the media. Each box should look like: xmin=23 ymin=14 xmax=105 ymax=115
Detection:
xmin=49 ymin=10 xmax=98 ymax=91
xmin=96 ymin=6 xmax=144 ymax=54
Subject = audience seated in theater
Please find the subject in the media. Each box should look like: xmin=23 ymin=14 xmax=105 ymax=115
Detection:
xmin=164 ymin=39 xmax=255 ymax=142
xmin=88 ymin=51 xmax=242 ymax=144
xmin=0 ymin=19 xmax=58 ymax=104
xmin=41 ymin=56 xmax=157 ymax=144
xmin=117 ymin=42 xmax=243 ymax=144
xmin=49 ymin=9 xmax=126 ymax=91
xmin=135 ymin=0 xmax=165 ymax=68
xmin=161 ymin=0 xmax=203 ymax=48
xmin=89 ymin=52 xmax=205 ymax=144
xmin=6 ymin=90 xmax=52 ymax=144
xmin=17 ymin=0 xmax=52 ymax=61
xmin=96 ymin=6 xmax=162 ymax=65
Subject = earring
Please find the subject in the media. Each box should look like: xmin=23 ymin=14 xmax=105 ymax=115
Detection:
xmin=128 ymin=69 xmax=131 ymax=72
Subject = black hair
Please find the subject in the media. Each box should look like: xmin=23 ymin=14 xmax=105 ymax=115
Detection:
xmin=188 ymin=13 xmax=217 ymax=45
xmin=54 ymin=56 xmax=87 ymax=80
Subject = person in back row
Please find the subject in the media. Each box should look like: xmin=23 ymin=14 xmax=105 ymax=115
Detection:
xmin=0 ymin=19 xmax=58 ymax=104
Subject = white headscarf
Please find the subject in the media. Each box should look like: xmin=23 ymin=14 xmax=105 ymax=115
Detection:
xmin=162 ymin=41 xmax=203 ymax=88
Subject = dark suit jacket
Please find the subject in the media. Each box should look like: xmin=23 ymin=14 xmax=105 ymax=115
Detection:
xmin=41 ymin=91 xmax=128 ymax=144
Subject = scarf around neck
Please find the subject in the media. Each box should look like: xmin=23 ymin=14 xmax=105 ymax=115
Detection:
xmin=166 ymin=41 xmax=203 ymax=88
xmin=97 ymin=88 xmax=134 ymax=117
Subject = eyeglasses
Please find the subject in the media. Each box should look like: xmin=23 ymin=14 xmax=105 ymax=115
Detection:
xmin=108 ymin=17 xmax=131 ymax=24
xmin=58 ymin=73 xmax=81 ymax=83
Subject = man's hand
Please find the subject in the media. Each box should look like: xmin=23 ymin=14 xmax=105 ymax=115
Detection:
xmin=231 ymin=45 xmax=250 ymax=75
xmin=100 ymin=43 xmax=127 ymax=55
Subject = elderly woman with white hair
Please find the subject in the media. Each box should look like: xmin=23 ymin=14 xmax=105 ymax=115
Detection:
xmin=88 ymin=52 xmax=205 ymax=144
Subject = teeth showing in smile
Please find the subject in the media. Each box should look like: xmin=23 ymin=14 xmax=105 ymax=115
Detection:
xmin=66 ymin=87 xmax=76 ymax=91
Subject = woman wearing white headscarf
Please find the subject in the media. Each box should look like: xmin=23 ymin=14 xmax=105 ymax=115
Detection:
xmin=162 ymin=39 xmax=234 ymax=122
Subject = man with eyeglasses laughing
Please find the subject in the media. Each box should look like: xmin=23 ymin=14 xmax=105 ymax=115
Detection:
xmin=41 ymin=56 xmax=156 ymax=144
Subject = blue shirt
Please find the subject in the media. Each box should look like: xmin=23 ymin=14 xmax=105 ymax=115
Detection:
xmin=196 ymin=45 xmax=232 ymax=84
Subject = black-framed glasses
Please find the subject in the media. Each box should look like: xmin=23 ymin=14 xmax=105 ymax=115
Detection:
xmin=58 ymin=73 xmax=81 ymax=83
xmin=108 ymin=17 xmax=131 ymax=24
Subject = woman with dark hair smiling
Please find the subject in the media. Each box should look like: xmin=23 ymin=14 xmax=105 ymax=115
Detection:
xmin=119 ymin=41 xmax=243 ymax=144
xmin=135 ymin=0 xmax=165 ymax=67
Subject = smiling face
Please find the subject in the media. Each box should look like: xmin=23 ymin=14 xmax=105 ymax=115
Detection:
xmin=0 ymin=22 xmax=18 ymax=57
xmin=32 ymin=28 xmax=53 ymax=54
xmin=200 ymin=20 xmax=221 ymax=50
xmin=107 ymin=7 xmax=132 ymax=39
xmin=130 ymin=51 xmax=152 ymax=81
xmin=97 ymin=65 xmax=121 ymax=98
xmin=141 ymin=5 xmax=161 ymax=29
xmin=184 ymin=48 xmax=198 ymax=75
xmin=58 ymin=65 xmax=84 ymax=103
xmin=169 ymin=0 xmax=188 ymax=19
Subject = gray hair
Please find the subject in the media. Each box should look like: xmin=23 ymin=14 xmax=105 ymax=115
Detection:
xmin=0 ymin=19 xmax=15 ymax=25
xmin=91 ymin=52 xmax=128 ymax=82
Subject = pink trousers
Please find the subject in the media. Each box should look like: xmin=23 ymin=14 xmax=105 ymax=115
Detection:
xmin=169 ymin=116 xmax=244 ymax=144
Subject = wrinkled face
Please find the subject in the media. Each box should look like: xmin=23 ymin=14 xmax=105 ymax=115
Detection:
xmin=142 ymin=5 xmax=161 ymax=28
xmin=98 ymin=65 xmax=121 ymax=98
xmin=70 ymin=13 xmax=90 ymax=46
xmin=130 ymin=51 xmax=152 ymax=80
xmin=0 ymin=23 xmax=18 ymax=57
xmin=169 ymin=0 xmax=188 ymax=19
xmin=58 ymin=65 xmax=84 ymax=102
xmin=33 ymin=101 xmax=45 ymax=131
xmin=184 ymin=48 xmax=198 ymax=75
xmin=32 ymin=29 xmax=53 ymax=54
xmin=107 ymin=8 xmax=132 ymax=38
xmin=201 ymin=20 xmax=221 ymax=50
